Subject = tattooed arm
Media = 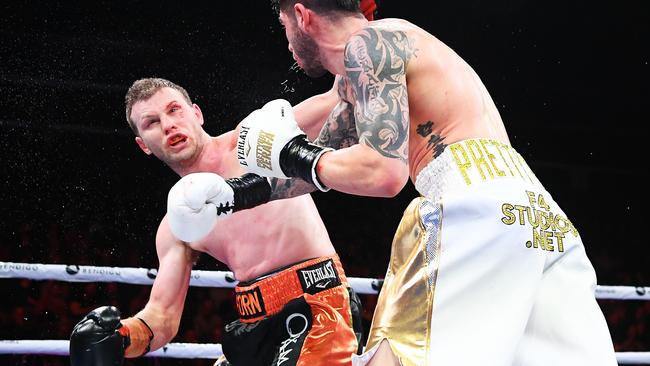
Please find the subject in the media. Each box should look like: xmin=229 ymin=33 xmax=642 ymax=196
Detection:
xmin=314 ymin=28 xmax=414 ymax=197
xmin=267 ymin=28 xmax=415 ymax=199
xmin=268 ymin=84 xmax=360 ymax=200
xmin=266 ymin=76 xmax=347 ymax=200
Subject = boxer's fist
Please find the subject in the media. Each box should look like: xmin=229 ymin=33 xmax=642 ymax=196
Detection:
xmin=237 ymin=99 xmax=305 ymax=179
xmin=167 ymin=172 xmax=235 ymax=243
xmin=237 ymin=99 xmax=332 ymax=191
xmin=69 ymin=306 xmax=128 ymax=366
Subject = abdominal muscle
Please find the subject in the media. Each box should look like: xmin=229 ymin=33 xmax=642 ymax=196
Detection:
xmin=188 ymin=194 xmax=335 ymax=282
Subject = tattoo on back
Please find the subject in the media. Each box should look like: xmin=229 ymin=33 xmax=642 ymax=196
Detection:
xmin=344 ymin=28 xmax=415 ymax=164
xmin=416 ymin=120 xmax=447 ymax=158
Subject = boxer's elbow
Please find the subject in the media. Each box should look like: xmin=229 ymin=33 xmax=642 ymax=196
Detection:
xmin=384 ymin=178 xmax=408 ymax=197
xmin=323 ymin=145 xmax=409 ymax=196
xmin=367 ymin=157 xmax=409 ymax=197
xmin=377 ymin=168 xmax=408 ymax=197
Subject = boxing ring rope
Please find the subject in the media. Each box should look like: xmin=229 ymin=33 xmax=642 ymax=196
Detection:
xmin=0 ymin=261 xmax=382 ymax=295
xmin=2 ymin=261 xmax=649 ymax=363
xmin=0 ymin=340 xmax=222 ymax=359
xmin=2 ymin=261 xmax=648 ymax=298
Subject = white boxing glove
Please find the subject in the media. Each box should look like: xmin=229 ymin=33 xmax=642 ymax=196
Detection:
xmin=237 ymin=99 xmax=303 ymax=179
xmin=167 ymin=172 xmax=235 ymax=243
xmin=237 ymin=99 xmax=333 ymax=191
xmin=167 ymin=172 xmax=273 ymax=243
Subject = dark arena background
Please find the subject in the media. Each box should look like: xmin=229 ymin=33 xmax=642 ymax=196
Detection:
xmin=1 ymin=1 xmax=648 ymax=365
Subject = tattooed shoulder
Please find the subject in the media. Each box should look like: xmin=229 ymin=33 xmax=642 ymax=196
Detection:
xmin=343 ymin=28 xmax=415 ymax=163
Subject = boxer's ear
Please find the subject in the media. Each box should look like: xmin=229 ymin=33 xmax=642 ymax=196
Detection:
xmin=294 ymin=3 xmax=311 ymax=33
xmin=135 ymin=137 xmax=152 ymax=155
xmin=192 ymin=103 xmax=204 ymax=126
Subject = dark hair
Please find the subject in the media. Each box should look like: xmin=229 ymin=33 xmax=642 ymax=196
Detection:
xmin=124 ymin=78 xmax=192 ymax=135
xmin=271 ymin=0 xmax=361 ymax=16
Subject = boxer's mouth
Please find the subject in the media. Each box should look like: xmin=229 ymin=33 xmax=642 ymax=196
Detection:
xmin=167 ymin=134 xmax=187 ymax=147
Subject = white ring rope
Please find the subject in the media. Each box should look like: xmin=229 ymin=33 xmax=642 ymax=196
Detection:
xmin=2 ymin=261 xmax=649 ymax=364
xmin=0 ymin=340 xmax=222 ymax=359
xmin=0 ymin=340 xmax=648 ymax=364
xmin=1 ymin=261 xmax=648 ymax=298
xmin=0 ymin=261 xmax=382 ymax=294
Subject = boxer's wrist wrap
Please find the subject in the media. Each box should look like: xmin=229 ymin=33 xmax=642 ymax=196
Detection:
xmin=121 ymin=317 xmax=154 ymax=358
xmin=226 ymin=173 xmax=271 ymax=211
xmin=280 ymin=135 xmax=333 ymax=192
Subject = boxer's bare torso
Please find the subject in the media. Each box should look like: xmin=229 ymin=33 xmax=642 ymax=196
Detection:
xmin=180 ymin=132 xmax=335 ymax=281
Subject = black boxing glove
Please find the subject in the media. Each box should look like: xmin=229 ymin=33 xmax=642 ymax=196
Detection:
xmin=70 ymin=306 xmax=153 ymax=366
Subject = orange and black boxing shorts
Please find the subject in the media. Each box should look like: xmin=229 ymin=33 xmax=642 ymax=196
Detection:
xmin=222 ymin=255 xmax=361 ymax=366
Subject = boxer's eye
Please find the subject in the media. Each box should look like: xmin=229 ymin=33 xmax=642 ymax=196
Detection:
xmin=144 ymin=119 xmax=158 ymax=128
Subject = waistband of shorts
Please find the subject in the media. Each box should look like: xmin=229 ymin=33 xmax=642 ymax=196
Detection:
xmin=415 ymin=138 xmax=540 ymax=200
xmin=234 ymin=255 xmax=348 ymax=323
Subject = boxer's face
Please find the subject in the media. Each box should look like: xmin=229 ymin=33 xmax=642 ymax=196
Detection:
xmin=279 ymin=10 xmax=326 ymax=77
xmin=131 ymin=87 xmax=205 ymax=167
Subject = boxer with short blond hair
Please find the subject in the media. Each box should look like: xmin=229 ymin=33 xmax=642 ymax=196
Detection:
xmin=69 ymin=77 xmax=364 ymax=366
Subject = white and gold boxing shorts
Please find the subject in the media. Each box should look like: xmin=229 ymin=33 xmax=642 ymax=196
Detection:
xmin=354 ymin=139 xmax=617 ymax=366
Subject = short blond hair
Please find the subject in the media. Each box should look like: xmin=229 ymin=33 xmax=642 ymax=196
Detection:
xmin=124 ymin=78 xmax=192 ymax=135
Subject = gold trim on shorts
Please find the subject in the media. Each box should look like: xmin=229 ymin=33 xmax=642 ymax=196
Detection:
xmin=365 ymin=197 xmax=443 ymax=366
